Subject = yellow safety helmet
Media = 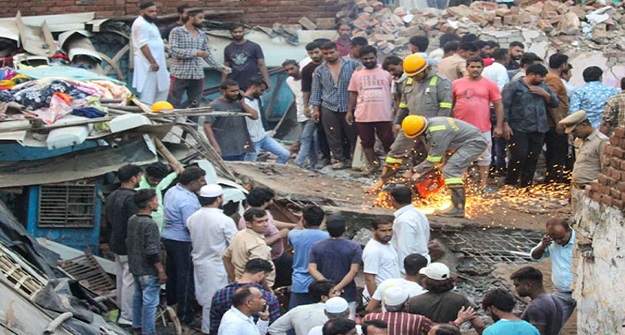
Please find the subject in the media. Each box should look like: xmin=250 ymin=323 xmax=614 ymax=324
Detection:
xmin=402 ymin=115 xmax=428 ymax=138
xmin=403 ymin=54 xmax=428 ymax=77
xmin=150 ymin=101 xmax=174 ymax=112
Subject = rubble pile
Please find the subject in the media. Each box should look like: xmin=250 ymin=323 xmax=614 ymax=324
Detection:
xmin=318 ymin=0 xmax=625 ymax=55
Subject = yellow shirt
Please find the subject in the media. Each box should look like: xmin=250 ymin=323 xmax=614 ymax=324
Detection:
xmin=223 ymin=229 xmax=275 ymax=287
xmin=572 ymin=129 xmax=608 ymax=184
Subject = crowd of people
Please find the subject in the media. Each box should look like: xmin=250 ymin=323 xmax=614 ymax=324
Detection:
xmin=106 ymin=161 xmax=578 ymax=335
xmin=117 ymin=1 xmax=621 ymax=334
xmin=133 ymin=0 xmax=623 ymax=217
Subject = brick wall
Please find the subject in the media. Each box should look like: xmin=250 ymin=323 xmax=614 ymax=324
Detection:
xmin=4 ymin=0 xmax=343 ymax=26
xmin=585 ymin=126 xmax=625 ymax=211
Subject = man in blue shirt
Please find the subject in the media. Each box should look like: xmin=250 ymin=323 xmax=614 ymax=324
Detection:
xmin=310 ymin=42 xmax=361 ymax=170
xmin=530 ymin=218 xmax=576 ymax=325
xmin=162 ymin=166 xmax=207 ymax=327
xmin=569 ymin=66 xmax=620 ymax=129
xmin=308 ymin=215 xmax=362 ymax=319
xmin=288 ymin=205 xmax=329 ymax=309
xmin=482 ymin=288 xmax=540 ymax=335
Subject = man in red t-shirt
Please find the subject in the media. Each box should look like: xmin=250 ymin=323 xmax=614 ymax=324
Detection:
xmin=347 ymin=45 xmax=394 ymax=175
xmin=452 ymin=57 xmax=509 ymax=192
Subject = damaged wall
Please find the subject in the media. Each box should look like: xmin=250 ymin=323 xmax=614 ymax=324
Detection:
xmin=572 ymin=126 xmax=625 ymax=335
xmin=3 ymin=0 xmax=343 ymax=26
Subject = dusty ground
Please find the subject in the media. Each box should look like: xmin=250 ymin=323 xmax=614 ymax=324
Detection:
xmin=227 ymin=161 xmax=577 ymax=334
xmin=227 ymin=161 xmax=571 ymax=232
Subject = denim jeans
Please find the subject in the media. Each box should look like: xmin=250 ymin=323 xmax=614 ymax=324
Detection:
xmin=132 ymin=275 xmax=160 ymax=335
xmin=245 ymin=134 xmax=290 ymax=164
xmin=294 ymin=120 xmax=318 ymax=169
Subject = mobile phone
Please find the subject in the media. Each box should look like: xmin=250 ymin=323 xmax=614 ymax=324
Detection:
xmin=262 ymin=303 xmax=268 ymax=312
xmin=237 ymin=93 xmax=243 ymax=100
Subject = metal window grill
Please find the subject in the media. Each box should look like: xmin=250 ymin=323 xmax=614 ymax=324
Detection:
xmin=441 ymin=229 xmax=544 ymax=266
xmin=0 ymin=247 xmax=45 ymax=299
xmin=38 ymin=182 xmax=96 ymax=228
xmin=59 ymin=253 xmax=115 ymax=296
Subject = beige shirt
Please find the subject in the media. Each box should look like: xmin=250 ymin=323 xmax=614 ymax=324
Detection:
xmin=572 ymin=129 xmax=609 ymax=184
xmin=436 ymin=54 xmax=467 ymax=82
xmin=223 ymin=229 xmax=275 ymax=287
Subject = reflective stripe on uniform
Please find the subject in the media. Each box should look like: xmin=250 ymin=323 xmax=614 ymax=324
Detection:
xmin=427 ymin=155 xmax=442 ymax=163
xmin=429 ymin=76 xmax=438 ymax=86
xmin=439 ymin=102 xmax=452 ymax=108
xmin=399 ymin=102 xmax=408 ymax=108
xmin=445 ymin=177 xmax=464 ymax=185
xmin=385 ymin=156 xmax=403 ymax=164
xmin=447 ymin=118 xmax=459 ymax=131
xmin=429 ymin=125 xmax=447 ymax=132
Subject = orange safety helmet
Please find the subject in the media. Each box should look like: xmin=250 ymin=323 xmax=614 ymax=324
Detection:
xmin=150 ymin=101 xmax=174 ymax=112
xmin=403 ymin=54 xmax=428 ymax=77
xmin=402 ymin=115 xmax=428 ymax=138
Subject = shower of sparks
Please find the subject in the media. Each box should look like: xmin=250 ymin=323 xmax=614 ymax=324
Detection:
xmin=369 ymin=178 xmax=570 ymax=222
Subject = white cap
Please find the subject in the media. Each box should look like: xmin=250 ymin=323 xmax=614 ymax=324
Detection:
xmin=383 ymin=286 xmax=410 ymax=307
xmin=419 ymin=262 xmax=451 ymax=280
xmin=199 ymin=184 xmax=223 ymax=198
xmin=324 ymin=297 xmax=349 ymax=314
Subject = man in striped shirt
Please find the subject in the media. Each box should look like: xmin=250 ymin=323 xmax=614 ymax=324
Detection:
xmin=311 ymin=41 xmax=361 ymax=170
xmin=363 ymin=286 xmax=475 ymax=335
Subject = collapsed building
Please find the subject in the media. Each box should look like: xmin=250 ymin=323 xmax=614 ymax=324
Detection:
xmin=0 ymin=0 xmax=624 ymax=333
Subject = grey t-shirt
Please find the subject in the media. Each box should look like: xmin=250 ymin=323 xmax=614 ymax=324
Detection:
xmin=126 ymin=214 xmax=161 ymax=277
xmin=206 ymin=98 xmax=253 ymax=157
xmin=521 ymin=293 xmax=564 ymax=335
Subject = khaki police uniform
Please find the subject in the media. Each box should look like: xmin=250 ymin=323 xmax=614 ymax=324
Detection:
xmin=412 ymin=117 xmax=488 ymax=186
xmin=385 ymin=71 xmax=452 ymax=167
xmin=559 ymin=110 xmax=609 ymax=212
xmin=572 ymin=130 xmax=608 ymax=186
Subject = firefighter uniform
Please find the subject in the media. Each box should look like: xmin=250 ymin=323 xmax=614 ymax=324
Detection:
xmin=387 ymin=72 xmax=453 ymax=164
xmin=413 ymin=117 xmax=487 ymax=184
xmin=367 ymin=54 xmax=452 ymax=194
xmin=410 ymin=117 xmax=487 ymax=217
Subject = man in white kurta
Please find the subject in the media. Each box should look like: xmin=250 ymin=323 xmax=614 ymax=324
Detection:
xmin=186 ymin=184 xmax=238 ymax=334
xmin=131 ymin=2 xmax=170 ymax=105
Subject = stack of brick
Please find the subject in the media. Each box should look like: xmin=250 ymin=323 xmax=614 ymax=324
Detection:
xmin=298 ymin=0 xmax=625 ymax=55
xmin=586 ymin=127 xmax=625 ymax=212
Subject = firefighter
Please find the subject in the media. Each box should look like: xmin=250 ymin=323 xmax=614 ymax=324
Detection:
xmin=367 ymin=54 xmax=452 ymax=193
xmin=402 ymin=115 xmax=488 ymax=218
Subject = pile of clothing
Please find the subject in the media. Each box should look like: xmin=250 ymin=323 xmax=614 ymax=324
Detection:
xmin=0 ymin=70 xmax=132 ymax=125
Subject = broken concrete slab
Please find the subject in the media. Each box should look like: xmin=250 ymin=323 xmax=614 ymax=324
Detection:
xmin=297 ymin=17 xmax=317 ymax=30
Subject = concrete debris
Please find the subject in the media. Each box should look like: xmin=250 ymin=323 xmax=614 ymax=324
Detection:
xmin=309 ymin=0 xmax=625 ymax=56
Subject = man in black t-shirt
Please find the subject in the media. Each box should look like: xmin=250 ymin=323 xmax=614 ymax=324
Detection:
xmin=406 ymin=262 xmax=485 ymax=333
xmin=223 ymin=24 xmax=269 ymax=91
xmin=160 ymin=4 xmax=190 ymax=40
xmin=511 ymin=266 xmax=564 ymax=335
xmin=105 ymin=164 xmax=143 ymax=326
